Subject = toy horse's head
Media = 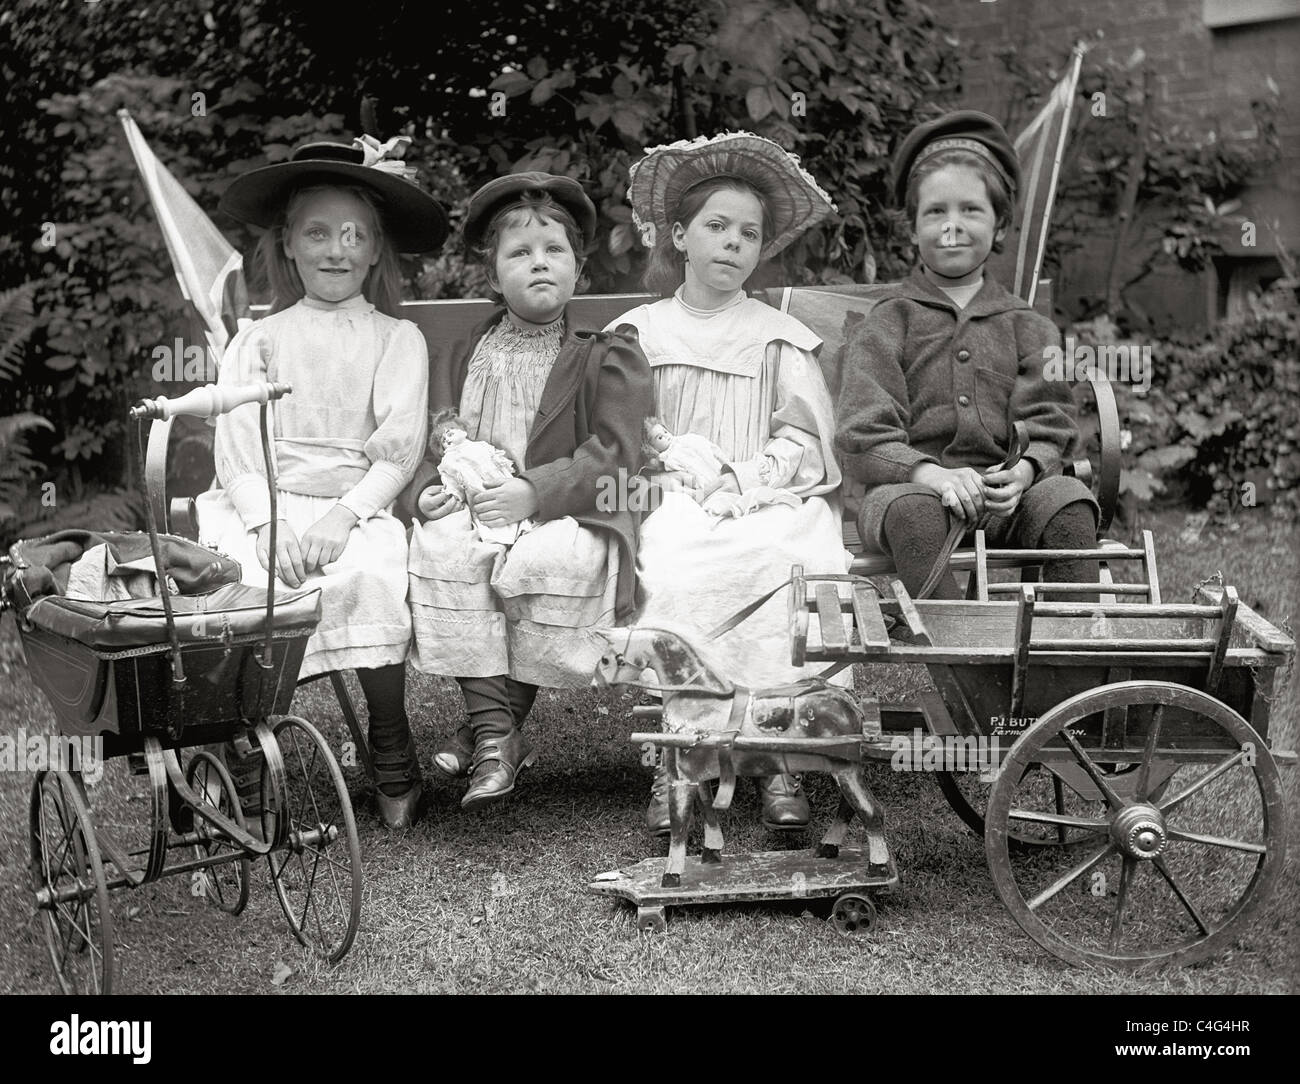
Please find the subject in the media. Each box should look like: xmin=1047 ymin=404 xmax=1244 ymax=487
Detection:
xmin=591 ymin=626 xmax=734 ymax=695
xmin=592 ymin=627 xmax=654 ymax=687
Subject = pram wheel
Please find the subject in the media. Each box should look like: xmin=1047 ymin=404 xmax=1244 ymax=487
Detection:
xmin=185 ymin=751 xmax=251 ymax=916
xmin=29 ymin=771 xmax=116 ymax=994
xmin=263 ymin=715 xmax=362 ymax=962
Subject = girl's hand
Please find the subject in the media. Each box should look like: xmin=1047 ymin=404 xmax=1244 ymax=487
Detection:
xmin=418 ymin=484 xmax=464 ymax=522
xmin=473 ymin=477 xmax=538 ymax=527
xmin=300 ymin=504 xmax=358 ymax=572
xmin=695 ymin=471 xmax=740 ymax=505
xmin=981 ymin=460 xmax=1035 ymax=517
xmin=255 ymin=520 xmax=307 ymax=588
xmin=912 ymin=463 xmax=986 ymax=521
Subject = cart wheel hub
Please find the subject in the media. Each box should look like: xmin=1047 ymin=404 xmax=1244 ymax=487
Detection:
xmin=1111 ymin=804 xmax=1166 ymax=859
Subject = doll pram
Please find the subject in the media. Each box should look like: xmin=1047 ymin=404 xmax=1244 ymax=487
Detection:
xmin=1 ymin=383 xmax=364 ymax=994
xmin=5 ymin=529 xmax=320 ymax=755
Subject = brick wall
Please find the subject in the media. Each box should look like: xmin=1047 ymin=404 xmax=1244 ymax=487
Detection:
xmin=921 ymin=0 xmax=1299 ymax=328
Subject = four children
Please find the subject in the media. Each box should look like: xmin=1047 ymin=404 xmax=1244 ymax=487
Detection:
xmin=212 ymin=110 xmax=1094 ymax=828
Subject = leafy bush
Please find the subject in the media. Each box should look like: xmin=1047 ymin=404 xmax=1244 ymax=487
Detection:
xmin=1075 ymin=283 xmax=1300 ymax=520
xmin=0 ymin=282 xmax=52 ymax=534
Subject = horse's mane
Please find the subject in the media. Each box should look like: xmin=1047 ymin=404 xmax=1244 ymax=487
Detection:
xmin=633 ymin=622 xmax=735 ymax=692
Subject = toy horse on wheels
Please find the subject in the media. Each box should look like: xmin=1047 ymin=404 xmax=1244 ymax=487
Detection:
xmin=589 ymin=619 xmax=897 ymax=934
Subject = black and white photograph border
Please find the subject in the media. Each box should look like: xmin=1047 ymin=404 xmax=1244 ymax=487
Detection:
xmin=0 ymin=0 xmax=1296 ymax=1013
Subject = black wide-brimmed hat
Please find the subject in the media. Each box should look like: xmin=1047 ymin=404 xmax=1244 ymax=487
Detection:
xmin=890 ymin=110 xmax=1019 ymax=206
xmin=628 ymin=131 xmax=836 ymax=260
xmin=220 ymin=135 xmax=448 ymax=253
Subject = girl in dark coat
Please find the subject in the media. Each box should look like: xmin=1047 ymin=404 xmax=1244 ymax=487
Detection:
xmin=402 ymin=173 xmax=652 ymax=811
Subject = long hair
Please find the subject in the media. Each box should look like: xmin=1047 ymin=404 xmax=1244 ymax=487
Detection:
xmin=472 ymin=192 xmax=588 ymax=304
xmin=641 ymin=176 xmax=775 ymax=298
xmin=902 ymin=149 xmax=1015 ymax=254
xmin=254 ymin=183 xmax=404 ymax=316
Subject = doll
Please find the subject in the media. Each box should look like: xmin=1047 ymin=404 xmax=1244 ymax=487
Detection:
xmin=428 ymin=408 xmax=535 ymax=545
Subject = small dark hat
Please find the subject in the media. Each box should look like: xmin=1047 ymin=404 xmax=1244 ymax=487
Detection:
xmin=462 ymin=171 xmax=598 ymax=252
xmin=890 ymin=110 xmax=1019 ymax=206
xmin=219 ymin=136 xmax=448 ymax=253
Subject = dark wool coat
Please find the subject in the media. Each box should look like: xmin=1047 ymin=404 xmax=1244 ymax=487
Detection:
xmin=397 ymin=306 xmax=653 ymax=621
xmin=834 ymin=267 xmax=1080 ymax=485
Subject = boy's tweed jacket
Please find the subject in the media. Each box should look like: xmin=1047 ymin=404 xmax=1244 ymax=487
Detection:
xmin=834 ymin=266 xmax=1078 ymax=485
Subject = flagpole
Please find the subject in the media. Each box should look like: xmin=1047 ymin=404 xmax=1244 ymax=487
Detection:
xmin=1026 ymin=44 xmax=1085 ymax=309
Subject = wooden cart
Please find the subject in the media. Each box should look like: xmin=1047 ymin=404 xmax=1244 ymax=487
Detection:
xmin=785 ymin=533 xmax=1293 ymax=968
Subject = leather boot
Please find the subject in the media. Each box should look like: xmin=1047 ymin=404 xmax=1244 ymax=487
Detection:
xmin=371 ymin=737 xmax=423 ymax=829
xmin=432 ymin=726 xmax=475 ymax=779
xmin=221 ymin=734 xmax=267 ymax=840
xmin=757 ymin=774 xmax=809 ymax=830
xmin=645 ymin=761 xmax=671 ymax=837
xmin=462 ymin=728 xmax=536 ymax=811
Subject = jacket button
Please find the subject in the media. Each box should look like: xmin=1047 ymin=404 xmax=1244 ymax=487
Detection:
xmin=957 ymin=394 xmax=971 ymax=406
xmin=956 ymin=349 xmax=970 ymax=362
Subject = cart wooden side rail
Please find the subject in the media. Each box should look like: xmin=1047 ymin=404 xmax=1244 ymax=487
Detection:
xmin=785 ymin=538 xmax=1293 ymax=968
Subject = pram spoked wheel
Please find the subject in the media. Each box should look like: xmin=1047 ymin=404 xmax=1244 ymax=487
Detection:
xmin=185 ymin=751 xmax=251 ymax=916
xmin=263 ymin=715 xmax=362 ymax=962
xmin=29 ymin=771 xmax=116 ymax=994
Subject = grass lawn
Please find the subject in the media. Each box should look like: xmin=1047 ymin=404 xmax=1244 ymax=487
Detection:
xmin=1 ymin=505 xmax=1296 ymax=994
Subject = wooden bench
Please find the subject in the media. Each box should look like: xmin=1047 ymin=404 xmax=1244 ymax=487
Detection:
xmin=143 ymin=282 xmax=1121 ymax=780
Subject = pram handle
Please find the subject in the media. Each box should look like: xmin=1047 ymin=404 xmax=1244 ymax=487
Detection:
xmin=130 ymin=382 xmax=293 ymax=421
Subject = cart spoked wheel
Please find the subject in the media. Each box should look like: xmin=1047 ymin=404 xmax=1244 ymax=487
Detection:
xmin=264 ymin=715 xmax=362 ymax=962
xmin=28 ymin=771 xmax=115 ymax=994
xmin=830 ymin=892 xmax=877 ymax=936
xmin=986 ymin=681 xmax=1287 ymax=969
xmin=937 ymin=756 xmax=1176 ymax=849
xmin=185 ymin=751 xmax=250 ymax=916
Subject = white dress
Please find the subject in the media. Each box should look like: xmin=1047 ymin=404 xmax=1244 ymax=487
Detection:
xmin=612 ymin=291 xmax=851 ymax=688
xmin=407 ymin=317 xmax=618 ymax=686
xmin=195 ymin=295 xmax=427 ymax=679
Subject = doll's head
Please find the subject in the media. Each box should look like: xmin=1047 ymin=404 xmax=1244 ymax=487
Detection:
xmin=641 ymin=416 xmax=673 ymax=462
xmin=642 ymin=178 xmax=774 ymax=299
xmin=428 ymin=408 xmax=470 ymax=464
xmin=904 ymin=151 xmax=1011 ymax=286
xmin=472 ymin=191 xmax=587 ymax=324
xmin=256 ymin=183 xmax=404 ymax=317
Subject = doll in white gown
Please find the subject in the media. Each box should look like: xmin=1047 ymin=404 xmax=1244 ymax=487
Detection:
xmin=430 ymin=410 xmax=535 ymax=546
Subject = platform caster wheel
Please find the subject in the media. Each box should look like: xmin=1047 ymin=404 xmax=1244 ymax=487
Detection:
xmin=637 ymin=906 xmax=667 ymax=934
xmin=830 ymin=892 xmax=877 ymax=937
xmin=264 ymin=716 xmax=362 ymax=963
xmin=29 ymin=771 xmax=115 ymax=994
xmin=185 ymin=751 xmax=250 ymax=916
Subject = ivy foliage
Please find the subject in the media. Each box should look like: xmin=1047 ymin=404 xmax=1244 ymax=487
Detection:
xmin=2 ymin=0 xmax=963 ymax=493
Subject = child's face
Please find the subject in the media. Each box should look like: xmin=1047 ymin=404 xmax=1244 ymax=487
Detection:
xmin=488 ymin=215 xmax=578 ymax=325
xmin=283 ymin=189 xmax=381 ymax=304
xmin=648 ymin=423 xmax=672 ymax=453
xmin=911 ymin=164 xmax=1006 ymax=287
xmin=672 ymin=188 xmax=763 ymax=304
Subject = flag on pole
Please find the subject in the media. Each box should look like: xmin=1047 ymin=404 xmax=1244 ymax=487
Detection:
xmin=118 ymin=110 xmax=248 ymax=366
xmin=992 ymin=45 xmax=1086 ymax=306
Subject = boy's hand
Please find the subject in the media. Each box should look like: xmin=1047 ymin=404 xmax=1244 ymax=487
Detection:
xmin=982 ymin=460 xmax=1035 ymax=517
xmin=300 ymin=504 xmax=358 ymax=572
xmin=418 ymin=484 xmax=464 ymax=522
xmin=912 ymin=463 xmax=986 ymax=521
xmin=255 ymin=520 xmax=306 ymax=588
xmin=473 ymin=477 xmax=538 ymax=526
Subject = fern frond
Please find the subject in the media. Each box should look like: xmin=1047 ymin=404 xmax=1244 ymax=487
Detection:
xmin=0 ymin=281 xmax=41 ymax=381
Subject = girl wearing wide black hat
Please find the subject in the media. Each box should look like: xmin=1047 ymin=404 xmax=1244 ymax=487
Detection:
xmin=201 ymin=136 xmax=447 ymax=828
